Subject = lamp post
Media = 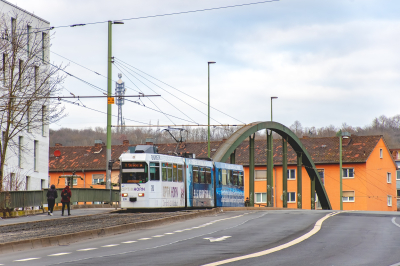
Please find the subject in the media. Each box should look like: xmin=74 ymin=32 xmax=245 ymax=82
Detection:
xmin=207 ymin=61 xmax=216 ymax=158
xmin=271 ymin=96 xmax=278 ymax=121
xmin=106 ymin=20 xmax=124 ymax=193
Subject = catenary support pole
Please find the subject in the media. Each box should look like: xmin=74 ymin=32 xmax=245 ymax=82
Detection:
xmin=267 ymin=131 xmax=273 ymax=207
xmin=282 ymin=137 xmax=288 ymax=208
xmin=106 ymin=21 xmax=112 ymax=191
xmin=249 ymin=134 xmax=255 ymax=207
xmin=297 ymin=151 xmax=302 ymax=209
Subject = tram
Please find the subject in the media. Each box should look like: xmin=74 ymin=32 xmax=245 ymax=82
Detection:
xmin=119 ymin=145 xmax=245 ymax=209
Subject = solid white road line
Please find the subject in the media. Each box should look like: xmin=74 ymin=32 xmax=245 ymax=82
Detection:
xmin=48 ymin=252 xmax=71 ymax=256
xmin=391 ymin=217 xmax=400 ymax=228
xmin=102 ymin=244 xmax=120 ymax=247
xmin=13 ymin=258 xmax=40 ymax=262
xmin=203 ymin=212 xmax=340 ymax=266
xmin=77 ymin=248 xmax=98 ymax=251
xmin=122 ymin=241 xmax=137 ymax=244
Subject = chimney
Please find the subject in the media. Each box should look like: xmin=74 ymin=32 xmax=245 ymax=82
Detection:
xmin=302 ymin=136 xmax=309 ymax=139
xmin=94 ymin=139 xmax=103 ymax=153
xmin=146 ymin=138 xmax=154 ymax=145
xmin=55 ymin=143 xmax=62 ymax=147
xmin=123 ymin=139 xmax=129 ymax=146
xmin=222 ymin=138 xmax=227 ymax=142
xmin=342 ymin=137 xmax=351 ymax=146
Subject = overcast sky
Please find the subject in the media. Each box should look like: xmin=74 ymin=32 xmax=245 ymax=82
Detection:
xmin=6 ymin=0 xmax=400 ymax=131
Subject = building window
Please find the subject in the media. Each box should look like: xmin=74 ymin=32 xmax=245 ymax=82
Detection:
xmin=93 ymin=174 xmax=104 ymax=184
xmin=255 ymin=170 xmax=266 ymax=180
xmin=42 ymin=32 xmax=47 ymax=63
xmin=388 ymin=195 xmax=392 ymax=207
xmin=2 ymin=53 xmax=7 ymax=86
xmin=317 ymin=169 xmax=325 ymax=184
xmin=25 ymin=176 xmax=30 ymax=191
xmin=343 ymin=168 xmax=354 ymax=178
xmin=18 ymin=136 xmax=23 ymax=168
xmin=26 ymin=105 xmax=31 ymax=132
xmin=255 ymin=193 xmax=266 ymax=203
xmin=397 ymin=170 xmax=400 ymax=180
xmin=387 ymin=172 xmax=392 ymax=183
xmin=9 ymin=173 xmax=15 ymax=191
xmin=41 ymin=179 xmax=45 ymax=190
xmin=342 ymin=191 xmax=355 ymax=202
xmin=397 ymin=190 xmax=400 ymax=198
xmin=27 ymin=24 xmax=31 ymax=57
xmin=287 ymin=192 xmax=296 ymax=202
xmin=34 ymin=140 xmax=38 ymax=171
xmin=287 ymin=169 xmax=295 ymax=180
xmin=42 ymin=105 xmax=46 ymax=136
xmin=380 ymin=149 xmax=383 ymax=159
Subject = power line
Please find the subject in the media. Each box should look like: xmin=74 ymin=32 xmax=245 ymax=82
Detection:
xmin=30 ymin=0 xmax=280 ymax=33
xmin=114 ymin=61 xmax=199 ymax=125
xmin=115 ymin=58 xmax=246 ymax=124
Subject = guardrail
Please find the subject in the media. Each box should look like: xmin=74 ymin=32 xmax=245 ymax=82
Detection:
xmin=0 ymin=189 xmax=120 ymax=210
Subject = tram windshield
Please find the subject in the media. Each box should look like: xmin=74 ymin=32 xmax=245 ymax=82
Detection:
xmin=121 ymin=162 xmax=148 ymax=183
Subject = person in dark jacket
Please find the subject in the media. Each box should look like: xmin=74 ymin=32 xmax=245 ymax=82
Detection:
xmin=61 ymin=185 xmax=72 ymax=216
xmin=46 ymin=184 xmax=58 ymax=216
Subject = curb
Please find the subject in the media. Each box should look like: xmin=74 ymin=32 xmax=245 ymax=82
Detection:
xmin=0 ymin=209 xmax=220 ymax=254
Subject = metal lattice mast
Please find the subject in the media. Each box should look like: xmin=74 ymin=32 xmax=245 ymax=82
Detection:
xmin=115 ymin=73 xmax=126 ymax=133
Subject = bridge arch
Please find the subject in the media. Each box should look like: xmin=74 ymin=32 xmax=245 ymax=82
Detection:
xmin=213 ymin=121 xmax=331 ymax=210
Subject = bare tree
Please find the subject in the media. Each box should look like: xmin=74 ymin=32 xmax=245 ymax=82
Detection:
xmin=0 ymin=11 xmax=66 ymax=191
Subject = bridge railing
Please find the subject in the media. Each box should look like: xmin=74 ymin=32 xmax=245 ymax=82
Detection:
xmin=0 ymin=189 xmax=120 ymax=209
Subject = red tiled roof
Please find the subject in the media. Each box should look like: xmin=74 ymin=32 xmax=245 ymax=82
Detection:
xmin=49 ymin=135 xmax=383 ymax=171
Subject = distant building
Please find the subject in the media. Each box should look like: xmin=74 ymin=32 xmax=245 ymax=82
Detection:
xmin=0 ymin=1 xmax=51 ymax=191
xmin=49 ymin=135 xmax=397 ymax=211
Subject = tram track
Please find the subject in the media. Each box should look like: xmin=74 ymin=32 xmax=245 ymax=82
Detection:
xmin=0 ymin=209 xmax=220 ymax=253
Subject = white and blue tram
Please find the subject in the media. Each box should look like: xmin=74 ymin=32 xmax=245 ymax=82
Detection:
xmin=119 ymin=147 xmax=245 ymax=209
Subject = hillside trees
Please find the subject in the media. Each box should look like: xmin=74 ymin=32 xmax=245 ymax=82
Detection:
xmin=0 ymin=12 xmax=66 ymax=191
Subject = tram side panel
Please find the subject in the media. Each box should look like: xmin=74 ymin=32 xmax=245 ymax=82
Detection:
xmin=214 ymin=162 xmax=245 ymax=207
xmin=185 ymin=158 xmax=215 ymax=208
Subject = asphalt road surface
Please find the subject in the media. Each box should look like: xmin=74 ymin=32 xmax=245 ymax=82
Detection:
xmin=2 ymin=210 xmax=400 ymax=266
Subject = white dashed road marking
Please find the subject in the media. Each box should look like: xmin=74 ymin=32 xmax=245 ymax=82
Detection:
xmin=165 ymin=232 xmax=174 ymax=235
xmin=204 ymin=236 xmax=231 ymax=242
xmin=14 ymin=258 xmax=40 ymax=262
xmin=138 ymin=238 xmax=151 ymax=240
xmin=153 ymin=235 xmax=164 ymax=237
xmin=102 ymin=244 xmax=120 ymax=247
xmin=48 ymin=252 xmax=71 ymax=256
xmin=122 ymin=241 xmax=137 ymax=244
xmin=77 ymin=248 xmax=98 ymax=251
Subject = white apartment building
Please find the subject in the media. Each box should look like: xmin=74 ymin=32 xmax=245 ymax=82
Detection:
xmin=0 ymin=0 xmax=51 ymax=191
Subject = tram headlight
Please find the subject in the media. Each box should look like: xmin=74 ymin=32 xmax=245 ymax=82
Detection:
xmin=122 ymin=193 xmax=128 ymax=197
xmin=138 ymin=193 xmax=145 ymax=197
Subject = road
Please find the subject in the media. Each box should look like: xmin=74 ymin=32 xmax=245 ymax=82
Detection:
xmin=1 ymin=210 xmax=400 ymax=266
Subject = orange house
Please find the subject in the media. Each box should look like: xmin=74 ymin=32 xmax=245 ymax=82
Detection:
xmin=235 ymin=135 xmax=397 ymax=211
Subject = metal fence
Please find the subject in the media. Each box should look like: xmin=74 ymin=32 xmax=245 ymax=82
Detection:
xmin=0 ymin=189 xmax=120 ymax=209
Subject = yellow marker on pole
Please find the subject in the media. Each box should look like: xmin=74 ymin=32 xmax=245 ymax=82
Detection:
xmin=107 ymin=97 xmax=114 ymax=104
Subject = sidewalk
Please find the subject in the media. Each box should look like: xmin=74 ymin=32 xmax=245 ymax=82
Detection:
xmin=0 ymin=208 xmax=116 ymax=226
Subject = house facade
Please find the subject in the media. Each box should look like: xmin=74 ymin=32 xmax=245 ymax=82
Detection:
xmin=0 ymin=0 xmax=51 ymax=191
xmin=49 ymin=135 xmax=397 ymax=211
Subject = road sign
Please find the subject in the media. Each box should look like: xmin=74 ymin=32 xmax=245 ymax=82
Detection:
xmin=108 ymin=97 xmax=115 ymax=104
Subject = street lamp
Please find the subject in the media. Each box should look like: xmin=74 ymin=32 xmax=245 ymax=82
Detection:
xmin=106 ymin=20 xmax=124 ymax=193
xmin=207 ymin=61 xmax=216 ymax=158
xmin=271 ymin=96 xmax=278 ymax=121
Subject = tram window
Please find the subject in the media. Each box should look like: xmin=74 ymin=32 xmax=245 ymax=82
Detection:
xmin=222 ymin=169 xmax=227 ymax=185
xmin=150 ymin=162 xmax=160 ymax=181
xmin=193 ymin=166 xmax=199 ymax=183
xmin=162 ymin=163 xmax=167 ymax=181
xmin=226 ymin=170 xmax=231 ymax=185
xmin=199 ymin=167 xmax=205 ymax=183
xmin=173 ymin=164 xmax=178 ymax=182
xmin=167 ymin=164 xmax=173 ymax=182
xmin=218 ymin=169 xmax=222 ymax=185
xmin=238 ymin=171 xmax=244 ymax=186
xmin=232 ymin=171 xmax=238 ymax=186
xmin=205 ymin=168 xmax=211 ymax=184
xmin=121 ymin=162 xmax=148 ymax=183
xmin=178 ymin=165 xmax=183 ymax=182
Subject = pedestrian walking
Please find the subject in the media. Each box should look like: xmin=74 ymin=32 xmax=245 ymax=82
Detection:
xmin=61 ymin=185 xmax=72 ymax=216
xmin=46 ymin=184 xmax=58 ymax=216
